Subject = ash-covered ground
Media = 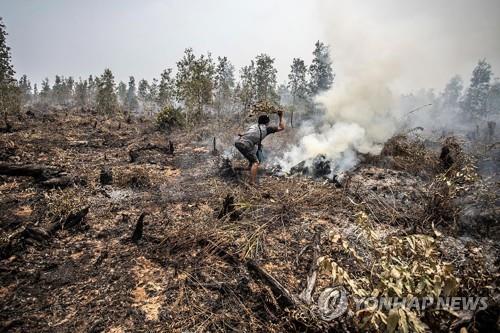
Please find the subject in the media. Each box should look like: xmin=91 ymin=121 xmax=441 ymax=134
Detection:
xmin=0 ymin=108 xmax=498 ymax=332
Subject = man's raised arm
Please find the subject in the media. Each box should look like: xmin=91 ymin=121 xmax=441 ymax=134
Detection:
xmin=277 ymin=110 xmax=285 ymax=131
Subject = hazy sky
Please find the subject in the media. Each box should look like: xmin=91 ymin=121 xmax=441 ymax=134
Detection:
xmin=1 ymin=0 xmax=499 ymax=93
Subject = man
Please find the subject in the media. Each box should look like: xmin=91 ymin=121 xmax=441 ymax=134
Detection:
xmin=235 ymin=110 xmax=285 ymax=184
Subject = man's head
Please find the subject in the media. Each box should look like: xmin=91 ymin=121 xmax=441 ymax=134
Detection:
xmin=258 ymin=114 xmax=270 ymax=125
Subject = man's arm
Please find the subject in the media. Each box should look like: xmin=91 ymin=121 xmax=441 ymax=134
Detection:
xmin=276 ymin=110 xmax=285 ymax=132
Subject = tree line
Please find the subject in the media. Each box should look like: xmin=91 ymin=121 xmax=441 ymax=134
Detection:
xmin=2 ymin=16 xmax=499 ymax=131
xmin=11 ymin=35 xmax=334 ymax=127
xmin=401 ymin=59 xmax=500 ymax=127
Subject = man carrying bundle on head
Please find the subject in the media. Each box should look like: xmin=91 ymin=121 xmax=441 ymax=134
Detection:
xmin=235 ymin=107 xmax=285 ymax=184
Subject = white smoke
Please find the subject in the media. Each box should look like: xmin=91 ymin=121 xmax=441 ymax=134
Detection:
xmin=280 ymin=3 xmax=404 ymax=172
xmin=279 ymin=0 xmax=500 ymax=173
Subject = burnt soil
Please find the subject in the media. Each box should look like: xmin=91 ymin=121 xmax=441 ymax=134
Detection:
xmin=0 ymin=109 xmax=498 ymax=332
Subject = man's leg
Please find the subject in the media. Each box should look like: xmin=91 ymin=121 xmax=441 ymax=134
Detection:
xmin=250 ymin=161 xmax=259 ymax=184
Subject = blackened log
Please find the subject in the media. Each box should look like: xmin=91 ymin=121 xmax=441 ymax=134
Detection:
xmin=132 ymin=212 xmax=146 ymax=243
xmin=246 ymin=259 xmax=299 ymax=308
xmin=0 ymin=162 xmax=59 ymax=181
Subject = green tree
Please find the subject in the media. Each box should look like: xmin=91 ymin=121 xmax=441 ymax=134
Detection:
xmin=40 ymin=78 xmax=51 ymax=104
xmin=52 ymin=75 xmax=65 ymax=105
xmin=18 ymin=74 xmax=32 ymax=105
xmin=238 ymin=60 xmax=256 ymax=109
xmin=441 ymin=75 xmax=463 ymax=109
xmin=147 ymin=78 xmax=159 ymax=115
xmin=175 ymin=48 xmax=215 ymax=122
xmin=288 ymin=58 xmax=308 ymax=102
xmin=75 ymin=78 xmax=88 ymax=107
xmin=63 ymin=76 xmax=74 ymax=105
xmin=214 ymin=56 xmax=235 ymax=116
xmin=137 ymin=79 xmax=149 ymax=105
xmin=0 ymin=17 xmax=20 ymax=130
xmin=117 ymin=81 xmax=127 ymax=106
xmin=32 ymin=83 xmax=38 ymax=104
xmin=288 ymin=58 xmax=309 ymax=125
xmin=254 ymin=54 xmax=278 ymax=102
xmin=126 ymin=76 xmax=139 ymax=112
xmin=0 ymin=18 xmax=15 ymax=86
xmin=157 ymin=69 xmax=175 ymax=109
xmin=309 ymin=41 xmax=334 ymax=95
xmin=487 ymin=79 xmax=500 ymax=117
xmin=96 ymin=68 xmax=118 ymax=114
xmin=87 ymin=75 xmax=97 ymax=107
xmin=461 ymin=59 xmax=492 ymax=119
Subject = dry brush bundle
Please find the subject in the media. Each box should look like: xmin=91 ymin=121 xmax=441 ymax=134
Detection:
xmin=380 ymin=134 xmax=439 ymax=175
xmin=424 ymin=137 xmax=479 ymax=227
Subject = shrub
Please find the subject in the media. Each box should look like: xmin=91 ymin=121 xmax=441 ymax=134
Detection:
xmin=156 ymin=105 xmax=184 ymax=130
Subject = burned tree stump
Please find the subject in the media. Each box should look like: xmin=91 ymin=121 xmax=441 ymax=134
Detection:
xmin=169 ymin=140 xmax=175 ymax=155
xmin=217 ymin=194 xmax=239 ymax=220
xmin=440 ymin=146 xmax=454 ymax=170
xmin=212 ymin=137 xmax=218 ymax=156
xmin=131 ymin=212 xmax=146 ymax=243
xmin=99 ymin=167 xmax=113 ymax=185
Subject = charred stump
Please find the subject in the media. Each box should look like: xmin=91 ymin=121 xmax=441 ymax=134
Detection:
xmin=440 ymin=146 xmax=454 ymax=170
xmin=169 ymin=140 xmax=175 ymax=155
xmin=131 ymin=212 xmax=146 ymax=243
xmin=99 ymin=166 xmax=113 ymax=185
xmin=218 ymin=194 xmax=239 ymax=220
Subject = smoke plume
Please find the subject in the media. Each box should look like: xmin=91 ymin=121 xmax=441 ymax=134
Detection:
xmin=279 ymin=0 xmax=500 ymax=173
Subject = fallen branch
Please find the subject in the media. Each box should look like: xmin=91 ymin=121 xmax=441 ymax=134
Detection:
xmin=0 ymin=162 xmax=85 ymax=188
xmin=246 ymin=259 xmax=300 ymax=308
xmin=0 ymin=162 xmax=59 ymax=180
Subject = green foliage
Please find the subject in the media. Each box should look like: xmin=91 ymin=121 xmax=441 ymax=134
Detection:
xmin=18 ymin=74 xmax=32 ymax=105
xmin=156 ymin=105 xmax=184 ymax=130
xmin=461 ymin=59 xmax=492 ymax=119
xmin=96 ymin=68 xmax=118 ymax=114
xmin=214 ymin=56 xmax=235 ymax=116
xmin=288 ymin=58 xmax=308 ymax=101
xmin=175 ymin=48 xmax=215 ymax=122
xmin=0 ymin=17 xmax=20 ymax=126
xmin=117 ymin=81 xmax=127 ymax=106
xmin=254 ymin=54 xmax=278 ymax=103
xmin=75 ymin=78 xmax=89 ymax=107
xmin=39 ymin=78 xmax=51 ymax=105
xmin=487 ymin=80 xmax=500 ymax=116
xmin=440 ymin=75 xmax=463 ymax=109
xmin=309 ymin=41 xmax=334 ymax=95
xmin=126 ymin=76 xmax=139 ymax=112
xmin=238 ymin=61 xmax=256 ymax=108
xmin=157 ymin=68 xmax=175 ymax=109
xmin=0 ymin=17 xmax=15 ymax=87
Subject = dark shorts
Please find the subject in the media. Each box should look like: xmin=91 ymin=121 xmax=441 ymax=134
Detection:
xmin=235 ymin=141 xmax=258 ymax=165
